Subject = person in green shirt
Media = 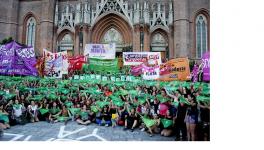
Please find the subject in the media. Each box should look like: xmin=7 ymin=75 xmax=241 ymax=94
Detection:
xmin=0 ymin=104 xmax=10 ymax=130
xmin=48 ymin=102 xmax=61 ymax=123
xmin=76 ymin=105 xmax=91 ymax=125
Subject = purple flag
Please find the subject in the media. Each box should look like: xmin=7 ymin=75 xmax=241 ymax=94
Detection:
xmin=0 ymin=41 xmax=38 ymax=76
xmin=202 ymin=52 xmax=210 ymax=81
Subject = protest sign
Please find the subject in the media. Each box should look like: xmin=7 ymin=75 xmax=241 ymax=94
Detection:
xmin=158 ymin=58 xmax=191 ymax=81
xmin=142 ymin=66 xmax=160 ymax=80
xmin=84 ymin=43 xmax=116 ymax=60
xmin=123 ymin=52 xmax=162 ymax=66
xmin=43 ymin=49 xmax=64 ymax=78
xmin=202 ymin=52 xmax=210 ymax=81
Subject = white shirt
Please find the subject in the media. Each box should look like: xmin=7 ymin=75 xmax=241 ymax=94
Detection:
xmin=13 ymin=104 xmax=22 ymax=117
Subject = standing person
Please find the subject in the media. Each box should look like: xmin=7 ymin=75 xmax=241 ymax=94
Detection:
xmin=197 ymin=101 xmax=210 ymax=141
xmin=185 ymin=95 xmax=198 ymax=141
xmin=174 ymin=102 xmax=187 ymax=141
xmin=27 ymin=101 xmax=39 ymax=123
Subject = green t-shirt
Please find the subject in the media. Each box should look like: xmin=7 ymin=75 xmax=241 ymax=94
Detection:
xmin=80 ymin=111 xmax=89 ymax=120
xmin=49 ymin=108 xmax=60 ymax=115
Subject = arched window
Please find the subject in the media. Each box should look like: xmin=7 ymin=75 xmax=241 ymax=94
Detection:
xmin=196 ymin=14 xmax=208 ymax=58
xmin=58 ymin=33 xmax=74 ymax=52
xmin=26 ymin=17 xmax=36 ymax=48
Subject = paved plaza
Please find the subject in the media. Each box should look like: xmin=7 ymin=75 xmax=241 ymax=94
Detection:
xmin=0 ymin=121 xmax=174 ymax=141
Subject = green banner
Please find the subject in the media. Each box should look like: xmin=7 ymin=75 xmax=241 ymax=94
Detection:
xmin=89 ymin=58 xmax=119 ymax=73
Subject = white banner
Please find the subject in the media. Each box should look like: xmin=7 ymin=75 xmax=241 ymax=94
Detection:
xmin=142 ymin=66 xmax=160 ymax=80
xmin=43 ymin=49 xmax=69 ymax=78
xmin=123 ymin=52 xmax=162 ymax=66
xmin=84 ymin=43 xmax=116 ymax=60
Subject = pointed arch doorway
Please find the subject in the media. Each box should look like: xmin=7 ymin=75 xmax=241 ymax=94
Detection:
xmin=91 ymin=13 xmax=133 ymax=57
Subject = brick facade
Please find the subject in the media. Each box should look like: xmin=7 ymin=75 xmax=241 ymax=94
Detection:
xmin=0 ymin=0 xmax=210 ymax=59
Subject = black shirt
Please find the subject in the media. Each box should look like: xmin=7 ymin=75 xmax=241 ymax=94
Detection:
xmin=200 ymin=107 xmax=210 ymax=122
xmin=176 ymin=104 xmax=187 ymax=121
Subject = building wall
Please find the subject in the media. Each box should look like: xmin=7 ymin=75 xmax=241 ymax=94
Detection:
xmin=0 ymin=0 xmax=19 ymax=41
xmin=0 ymin=0 xmax=210 ymax=59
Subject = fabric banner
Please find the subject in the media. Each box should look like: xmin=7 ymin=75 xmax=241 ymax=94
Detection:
xmin=130 ymin=63 xmax=148 ymax=76
xmin=43 ymin=49 xmax=64 ymax=78
xmin=0 ymin=41 xmax=38 ymax=76
xmin=61 ymin=51 xmax=69 ymax=75
xmin=88 ymin=58 xmax=119 ymax=73
xmin=68 ymin=55 xmax=86 ymax=72
xmin=142 ymin=66 xmax=160 ymax=80
xmin=158 ymin=58 xmax=191 ymax=81
xmin=84 ymin=44 xmax=116 ymax=60
xmin=202 ymin=52 xmax=210 ymax=81
xmin=123 ymin=52 xmax=162 ymax=66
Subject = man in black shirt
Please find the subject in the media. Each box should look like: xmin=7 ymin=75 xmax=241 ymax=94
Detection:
xmin=174 ymin=103 xmax=187 ymax=141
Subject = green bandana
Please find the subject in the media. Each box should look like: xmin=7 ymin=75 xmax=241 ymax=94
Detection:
xmin=39 ymin=109 xmax=49 ymax=115
xmin=141 ymin=116 xmax=157 ymax=128
xmin=161 ymin=118 xmax=173 ymax=128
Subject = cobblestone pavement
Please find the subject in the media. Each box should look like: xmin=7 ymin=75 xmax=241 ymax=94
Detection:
xmin=0 ymin=121 xmax=175 ymax=141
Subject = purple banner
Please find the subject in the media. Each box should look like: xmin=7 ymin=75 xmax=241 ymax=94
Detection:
xmin=0 ymin=41 xmax=38 ymax=76
xmin=202 ymin=52 xmax=210 ymax=81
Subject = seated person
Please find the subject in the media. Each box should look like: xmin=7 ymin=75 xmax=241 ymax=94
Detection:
xmin=76 ymin=105 xmax=91 ymax=125
xmin=53 ymin=105 xmax=71 ymax=125
xmin=160 ymin=109 xmax=174 ymax=137
xmin=27 ymin=101 xmax=39 ymax=123
xmin=48 ymin=102 xmax=61 ymax=123
xmin=117 ymin=106 xmax=127 ymax=126
xmin=12 ymin=100 xmax=26 ymax=125
xmin=0 ymin=104 xmax=10 ymax=129
xmin=124 ymin=103 xmax=139 ymax=132
xmin=96 ymin=106 xmax=111 ymax=126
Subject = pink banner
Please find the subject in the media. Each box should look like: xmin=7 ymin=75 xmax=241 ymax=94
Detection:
xmin=202 ymin=52 xmax=210 ymax=81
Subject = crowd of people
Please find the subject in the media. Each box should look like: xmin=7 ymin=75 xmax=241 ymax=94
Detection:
xmin=0 ymin=75 xmax=210 ymax=141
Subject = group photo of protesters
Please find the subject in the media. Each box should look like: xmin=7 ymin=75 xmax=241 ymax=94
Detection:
xmin=0 ymin=41 xmax=210 ymax=141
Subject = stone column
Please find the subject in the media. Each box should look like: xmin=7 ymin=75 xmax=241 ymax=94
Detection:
xmin=39 ymin=0 xmax=56 ymax=54
xmin=74 ymin=26 xmax=80 ymax=56
xmin=169 ymin=25 xmax=174 ymax=59
xmin=133 ymin=24 xmax=140 ymax=52
xmin=83 ymin=25 xmax=89 ymax=52
xmin=173 ymin=0 xmax=190 ymax=58
xmin=53 ymin=26 xmax=58 ymax=52
xmin=143 ymin=25 xmax=150 ymax=52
